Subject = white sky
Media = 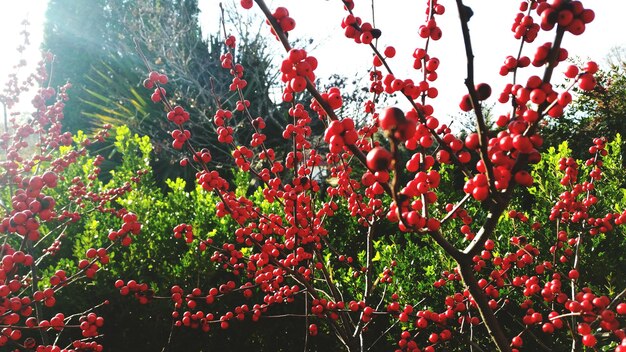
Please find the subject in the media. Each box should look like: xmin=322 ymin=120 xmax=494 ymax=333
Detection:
xmin=0 ymin=1 xmax=47 ymax=75
xmin=0 ymin=0 xmax=48 ymax=113
xmin=198 ymin=0 xmax=626 ymax=122
xmin=1 ymin=0 xmax=624 ymax=121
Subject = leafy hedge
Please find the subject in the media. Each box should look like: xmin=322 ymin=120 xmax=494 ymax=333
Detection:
xmin=35 ymin=125 xmax=626 ymax=351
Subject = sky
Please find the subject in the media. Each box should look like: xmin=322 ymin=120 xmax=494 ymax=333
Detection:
xmin=197 ymin=0 xmax=626 ymax=122
xmin=1 ymin=0 xmax=625 ymax=121
xmin=0 ymin=1 xmax=48 ymax=83
xmin=0 ymin=0 xmax=48 ymax=114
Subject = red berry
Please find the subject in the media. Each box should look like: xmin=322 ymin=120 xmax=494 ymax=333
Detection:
xmin=581 ymin=334 xmax=596 ymax=347
xmin=366 ymin=147 xmax=393 ymax=172
xmin=514 ymin=171 xmax=533 ymax=187
xmin=384 ymin=46 xmax=396 ymax=58
xmin=564 ymin=65 xmax=579 ymax=78
xmin=475 ymin=83 xmax=491 ymax=100
xmin=459 ymin=94 xmax=472 ymax=112
xmin=379 ymin=107 xmax=404 ymax=131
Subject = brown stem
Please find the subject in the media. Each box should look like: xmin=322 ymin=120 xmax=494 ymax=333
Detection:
xmin=364 ymin=222 xmax=376 ymax=303
xmin=454 ymin=0 xmax=496 ymax=193
xmin=352 ymin=220 xmax=379 ymax=341
xmin=463 ymin=197 xmax=510 ymax=257
xmin=458 ymin=261 xmax=512 ymax=352
xmin=313 ymin=249 xmax=355 ymax=339
xmin=27 ymin=240 xmax=48 ymax=345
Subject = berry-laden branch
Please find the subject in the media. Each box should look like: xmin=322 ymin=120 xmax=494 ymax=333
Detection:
xmin=121 ymin=1 xmax=626 ymax=352
xmin=252 ymin=0 xmax=394 ymax=196
xmin=452 ymin=1 xmax=599 ymax=351
xmin=0 ymin=50 xmax=149 ymax=351
xmin=454 ymin=0 xmax=498 ymax=195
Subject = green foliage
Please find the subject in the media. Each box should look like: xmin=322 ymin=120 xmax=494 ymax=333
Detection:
xmin=527 ymin=135 xmax=626 ymax=290
xmin=35 ymin=120 xmax=626 ymax=351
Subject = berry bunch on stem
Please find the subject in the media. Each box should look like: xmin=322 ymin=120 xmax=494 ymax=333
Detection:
xmin=0 ymin=42 xmax=145 ymax=350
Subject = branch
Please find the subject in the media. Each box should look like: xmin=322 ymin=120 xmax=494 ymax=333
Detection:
xmin=458 ymin=262 xmax=512 ymax=352
xmin=454 ymin=0 xmax=496 ymax=193
xmin=462 ymin=198 xmax=509 ymax=257
xmin=253 ymin=0 xmax=392 ymax=196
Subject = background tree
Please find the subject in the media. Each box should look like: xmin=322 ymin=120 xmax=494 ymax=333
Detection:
xmin=542 ymin=47 xmax=626 ymax=161
xmin=42 ymin=0 xmax=292 ymax=186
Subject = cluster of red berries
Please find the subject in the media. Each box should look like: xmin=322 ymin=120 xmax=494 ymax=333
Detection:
xmin=107 ymin=212 xmax=141 ymax=246
xmin=41 ymin=312 xmax=66 ymax=331
xmin=340 ymin=13 xmax=381 ymax=45
xmin=463 ymin=173 xmax=490 ymax=201
xmin=115 ymin=280 xmax=153 ymax=304
xmin=533 ymin=41 xmax=569 ymax=67
xmin=143 ymin=71 xmax=168 ymax=103
xmin=1 ymin=172 xmax=58 ymax=241
xmin=381 ymin=266 xmax=394 ymax=284
xmin=537 ymin=0 xmax=595 ymax=35
xmin=563 ymin=291 xmax=620 ymax=347
xmin=549 ymin=138 xmax=605 ymax=224
xmin=418 ymin=0 xmax=445 ymax=40
xmin=196 ymin=170 xmax=229 ymax=192
xmin=224 ymin=35 xmax=236 ymax=48
xmin=220 ymin=51 xmax=233 ymax=69
xmin=566 ymin=61 xmax=598 ymax=91
xmin=192 ymin=148 xmax=212 ymax=164
xmin=232 ymin=147 xmax=254 ymax=171
xmin=388 ymin=196 xmax=441 ymax=232
xmin=405 ymin=149 xmax=435 ymax=173
xmin=443 ymin=203 xmax=475 ymax=240
xmin=422 ymin=56 xmax=440 ymax=82
xmin=213 ymin=108 xmax=233 ymax=127
xmin=1 ymin=249 xmax=34 ymax=279
xmin=280 ymin=48 xmax=317 ymax=99
xmin=323 ymin=118 xmax=358 ymax=154
xmin=459 ymin=83 xmax=491 ymax=112
xmin=216 ymin=125 xmax=234 ymax=144
xmin=310 ymin=87 xmax=343 ymax=117
xmin=173 ymin=223 xmax=194 ymax=243
xmin=378 ymin=107 xmax=418 ymax=142
xmin=0 ymin=326 xmax=22 ymax=345
xmin=435 ymin=129 xmax=471 ymax=165
xmin=78 ymin=312 xmax=105 ymax=338
xmin=166 ymin=105 xmax=190 ymax=125
xmin=175 ymin=309 xmax=212 ymax=331
xmin=558 ymin=156 xmax=579 ymax=185
xmin=79 ymin=247 xmax=110 ymax=279
xmin=499 ymin=55 xmax=531 ymax=76
xmin=512 ymin=13 xmax=540 ymax=42
xmin=85 ymin=247 xmax=110 ymax=264
xmin=230 ymin=73 xmax=247 ymax=92
xmin=267 ymin=7 xmax=295 ymax=38
xmin=71 ymin=340 xmax=104 ymax=352
xmin=375 ymin=72 xmax=426 ymax=100
xmin=170 ymin=129 xmax=191 ymax=150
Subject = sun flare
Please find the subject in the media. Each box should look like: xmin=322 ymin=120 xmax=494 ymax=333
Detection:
xmin=0 ymin=1 xmax=48 ymax=89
